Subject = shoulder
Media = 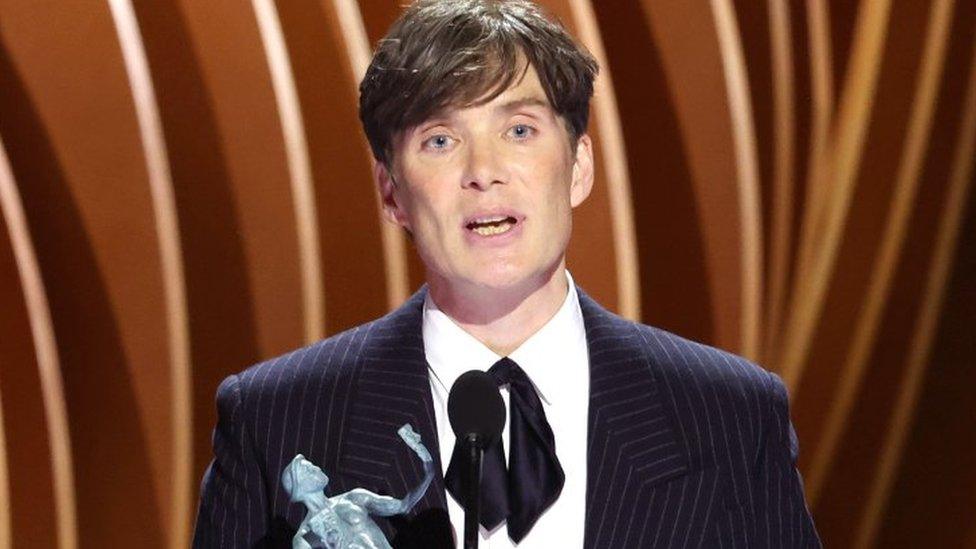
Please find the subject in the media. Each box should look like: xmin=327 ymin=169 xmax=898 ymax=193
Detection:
xmin=578 ymin=287 xmax=778 ymax=399
xmin=626 ymin=321 xmax=788 ymax=475
xmin=634 ymin=318 xmax=786 ymax=432
xmin=213 ymin=285 xmax=428 ymax=413
xmin=215 ymin=309 xmax=402 ymax=415
xmin=633 ymin=321 xmax=779 ymax=401
xmin=629 ymin=322 xmax=791 ymax=467
xmin=578 ymin=289 xmax=785 ymax=455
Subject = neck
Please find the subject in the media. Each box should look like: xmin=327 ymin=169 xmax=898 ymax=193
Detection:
xmin=301 ymin=492 xmax=329 ymax=513
xmin=428 ymin=263 xmax=569 ymax=356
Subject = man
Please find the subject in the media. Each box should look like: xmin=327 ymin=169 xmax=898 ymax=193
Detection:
xmin=194 ymin=0 xmax=821 ymax=547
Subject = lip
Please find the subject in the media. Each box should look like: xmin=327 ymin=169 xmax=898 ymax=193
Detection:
xmin=461 ymin=208 xmax=525 ymax=245
xmin=461 ymin=208 xmax=525 ymax=228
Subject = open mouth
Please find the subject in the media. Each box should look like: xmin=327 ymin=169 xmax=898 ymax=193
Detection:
xmin=465 ymin=215 xmax=519 ymax=236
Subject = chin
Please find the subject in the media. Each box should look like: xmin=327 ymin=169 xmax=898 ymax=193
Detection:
xmin=463 ymin=261 xmax=552 ymax=293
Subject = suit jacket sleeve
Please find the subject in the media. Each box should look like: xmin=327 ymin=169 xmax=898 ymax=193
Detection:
xmin=193 ymin=374 xmax=270 ymax=548
xmin=751 ymin=371 xmax=822 ymax=547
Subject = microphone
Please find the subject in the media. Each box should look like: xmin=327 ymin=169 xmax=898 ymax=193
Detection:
xmin=448 ymin=370 xmax=505 ymax=549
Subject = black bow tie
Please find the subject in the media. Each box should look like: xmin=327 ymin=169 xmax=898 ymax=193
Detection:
xmin=444 ymin=357 xmax=565 ymax=543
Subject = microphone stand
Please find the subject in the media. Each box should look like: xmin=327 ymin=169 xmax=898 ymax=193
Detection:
xmin=463 ymin=433 xmax=482 ymax=549
xmin=447 ymin=369 xmax=504 ymax=549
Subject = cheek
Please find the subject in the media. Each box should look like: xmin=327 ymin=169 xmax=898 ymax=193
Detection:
xmin=544 ymin=166 xmax=576 ymax=208
xmin=399 ymin=186 xmax=455 ymax=238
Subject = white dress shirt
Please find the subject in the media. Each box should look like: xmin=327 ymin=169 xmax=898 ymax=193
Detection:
xmin=423 ymin=272 xmax=589 ymax=548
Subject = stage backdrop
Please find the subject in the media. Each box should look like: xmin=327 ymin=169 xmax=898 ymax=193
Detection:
xmin=0 ymin=0 xmax=974 ymax=547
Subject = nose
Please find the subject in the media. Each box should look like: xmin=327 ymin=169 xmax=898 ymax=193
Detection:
xmin=461 ymin=138 xmax=506 ymax=191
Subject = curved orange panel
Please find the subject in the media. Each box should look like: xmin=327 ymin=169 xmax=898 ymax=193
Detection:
xmin=793 ymin=0 xmax=836 ymax=285
xmin=252 ymin=0 xmax=325 ymax=343
xmin=107 ymin=2 xmax=193 ymax=544
xmin=635 ymin=0 xmax=760 ymax=355
xmin=357 ymin=0 xmax=400 ymax=47
xmin=593 ymin=1 xmax=713 ymax=343
xmin=0 ymin=137 xmax=77 ymax=549
xmin=0 ymin=2 xmax=176 ymax=544
xmin=786 ymin=0 xmax=925 ymax=496
xmin=856 ymin=18 xmax=976 ymax=548
xmin=161 ymin=0 xmax=305 ymax=360
xmin=873 ymin=175 xmax=976 ymax=548
xmin=133 ymin=0 xmax=320 ymax=512
xmin=0 ymin=372 xmax=8 ymax=548
xmin=778 ymin=0 xmax=892 ymax=391
xmin=731 ymin=0 xmax=774 ymax=271
xmin=771 ymin=0 xmax=816 ymax=364
xmin=713 ymin=0 xmax=764 ymax=360
xmin=759 ymin=0 xmax=798 ymax=365
xmin=272 ymin=0 xmax=393 ymax=331
xmin=804 ymin=0 xmax=954 ymax=508
xmin=0 ymin=153 xmax=48 ymax=548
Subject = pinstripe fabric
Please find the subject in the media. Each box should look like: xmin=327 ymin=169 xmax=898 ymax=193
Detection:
xmin=578 ymin=290 xmax=820 ymax=548
xmin=193 ymin=287 xmax=819 ymax=547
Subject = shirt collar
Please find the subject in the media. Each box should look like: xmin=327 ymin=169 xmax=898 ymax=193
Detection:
xmin=423 ymin=272 xmax=586 ymax=405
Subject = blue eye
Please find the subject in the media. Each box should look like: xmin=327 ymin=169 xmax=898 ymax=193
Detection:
xmin=509 ymin=124 xmax=535 ymax=139
xmin=423 ymin=134 xmax=453 ymax=150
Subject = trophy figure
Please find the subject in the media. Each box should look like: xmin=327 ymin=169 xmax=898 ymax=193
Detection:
xmin=282 ymin=424 xmax=435 ymax=549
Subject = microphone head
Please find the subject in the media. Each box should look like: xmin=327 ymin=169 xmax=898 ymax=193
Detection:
xmin=448 ymin=370 xmax=505 ymax=448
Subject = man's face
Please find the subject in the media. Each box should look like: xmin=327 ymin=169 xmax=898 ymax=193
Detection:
xmin=376 ymin=64 xmax=594 ymax=296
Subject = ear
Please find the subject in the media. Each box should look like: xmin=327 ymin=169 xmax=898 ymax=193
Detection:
xmin=374 ymin=161 xmax=410 ymax=229
xmin=570 ymin=134 xmax=594 ymax=208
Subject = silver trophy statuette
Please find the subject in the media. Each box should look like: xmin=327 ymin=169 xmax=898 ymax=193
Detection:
xmin=282 ymin=424 xmax=435 ymax=549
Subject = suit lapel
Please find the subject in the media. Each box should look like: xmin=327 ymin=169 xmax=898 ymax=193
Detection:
xmin=580 ymin=289 xmax=713 ymax=547
xmin=337 ymin=288 xmax=452 ymax=546
xmin=334 ymin=286 xmax=718 ymax=546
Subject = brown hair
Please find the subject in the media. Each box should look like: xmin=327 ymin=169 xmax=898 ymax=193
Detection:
xmin=358 ymin=0 xmax=599 ymax=166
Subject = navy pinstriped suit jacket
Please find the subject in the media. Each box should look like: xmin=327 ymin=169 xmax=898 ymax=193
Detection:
xmin=193 ymin=287 xmax=821 ymax=548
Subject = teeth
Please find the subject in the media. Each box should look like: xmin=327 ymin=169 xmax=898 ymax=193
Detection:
xmin=466 ymin=215 xmax=517 ymax=234
xmin=472 ymin=222 xmax=514 ymax=236
xmin=473 ymin=215 xmax=509 ymax=224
